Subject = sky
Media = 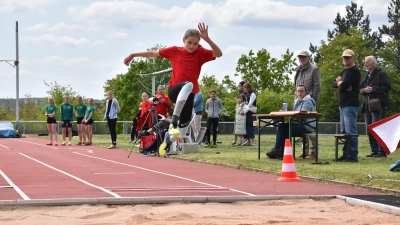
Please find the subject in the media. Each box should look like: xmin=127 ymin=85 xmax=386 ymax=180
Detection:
xmin=0 ymin=0 xmax=393 ymax=99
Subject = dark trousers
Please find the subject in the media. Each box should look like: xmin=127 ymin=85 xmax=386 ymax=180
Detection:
xmin=107 ymin=118 xmax=117 ymax=145
xmin=131 ymin=119 xmax=138 ymax=140
xmin=206 ymin=117 xmax=219 ymax=144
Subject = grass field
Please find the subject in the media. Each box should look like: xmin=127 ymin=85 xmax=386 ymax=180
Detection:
xmin=34 ymin=133 xmax=400 ymax=192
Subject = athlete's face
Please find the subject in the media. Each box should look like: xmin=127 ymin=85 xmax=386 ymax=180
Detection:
xmin=141 ymin=94 xmax=148 ymax=102
xmin=88 ymin=99 xmax=93 ymax=106
xmin=77 ymin=97 xmax=83 ymax=104
xmin=183 ymin=36 xmax=200 ymax=53
xmin=107 ymin=92 xmax=113 ymax=100
xmin=209 ymin=92 xmax=216 ymax=99
xmin=157 ymin=87 xmax=164 ymax=94
xmin=48 ymin=98 xmax=54 ymax=104
xmin=64 ymin=96 xmax=69 ymax=103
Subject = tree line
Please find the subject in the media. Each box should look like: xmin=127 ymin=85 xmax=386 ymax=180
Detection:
xmin=1 ymin=1 xmax=399 ymax=123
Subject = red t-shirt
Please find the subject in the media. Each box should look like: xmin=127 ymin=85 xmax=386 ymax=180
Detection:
xmin=154 ymin=94 xmax=170 ymax=117
xmin=159 ymin=46 xmax=215 ymax=93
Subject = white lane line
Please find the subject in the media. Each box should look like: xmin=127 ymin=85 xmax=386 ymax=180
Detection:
xmin=0 ymin=170 xmax=30 ymax=200
xmin=13 ymin=139 xmax=58 ymax=149
xmin=19 ymin=153 xmax=121 ymax=198
xmin=73 ymin=152 xmax=256 ymax=196
xmin=94 ymin=172 xmax=135 ymax=175
xmin=0 ymin=143 xmax=13 ymax=150
xmin=69 ymin=148 xmax=93 ymax=153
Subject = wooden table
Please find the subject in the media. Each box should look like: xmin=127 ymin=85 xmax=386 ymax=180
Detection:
xmin=254 ymin=111 xmax=324 ymax=163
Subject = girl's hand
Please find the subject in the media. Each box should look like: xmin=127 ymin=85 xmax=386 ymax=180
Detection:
xmin=124 ymin=54 xmax=134 ymax=66
xmin=198 ymin=23 xmax=209 ymax=40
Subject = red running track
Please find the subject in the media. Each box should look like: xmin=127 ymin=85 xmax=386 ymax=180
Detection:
xmin=0 ymin=138 xmax=379 ymax=203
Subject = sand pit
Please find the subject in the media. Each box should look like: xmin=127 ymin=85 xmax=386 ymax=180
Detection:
xmin=0 ymin=198 xmax=398 ymax=224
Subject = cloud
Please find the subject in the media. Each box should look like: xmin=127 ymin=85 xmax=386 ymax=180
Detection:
xmin=41 ymin=56 xmax=119 ymax=69
xmin=106 ymin=32 xmax=129 ymax=39
xmin=356 ymin=0 xmax=391 ymax=15
xmin=225 ymin=45 xmax=249 ymax=55
xmin=24 ymin=23 xmax=83 ymax=32
xmin=0 ymin=0 xmax=56 ymax=13
xmin=66 ymin=0 xmax=346 ymax=30
xmin=21 ymin=34 xmax=106 ymax=47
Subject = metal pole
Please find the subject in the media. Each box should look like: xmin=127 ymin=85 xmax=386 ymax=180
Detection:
xmin=152 ymin=75 xmax=155 ymax=96
xmin=15 ymin=21 xmax=20 ymax=130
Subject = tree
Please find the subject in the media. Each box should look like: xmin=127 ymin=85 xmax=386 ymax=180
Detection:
xmin=378 ymin=39 xmax=400 ymax=116
xmin=316 ymin=28 xmax=373 ymax=122
xmin=311 ymin=2 xmax=383 ymax=62
xmin=234 ymin=48 xmax=296 ymax=94
xmin=19 ymin=94 xmax=43 ymax=121
xmin=199 ymin=74 xmax=233 ymax=121
xmin=103 ymin=45 xmax=171 ymax=121
xmin=44 ymin=80 xmax=79 ymax=106
xmin=0 ymin=99 xmax=15 ymax=120
xmin=379 ymin=0 xmax=400 ymax=64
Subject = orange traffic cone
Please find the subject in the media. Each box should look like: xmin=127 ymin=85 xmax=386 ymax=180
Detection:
xmin=277 ymin=139 xmax=302 ymax=182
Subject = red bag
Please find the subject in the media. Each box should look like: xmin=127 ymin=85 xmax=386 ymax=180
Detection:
xmin=139 ymin=135 xmax=155 ymax=150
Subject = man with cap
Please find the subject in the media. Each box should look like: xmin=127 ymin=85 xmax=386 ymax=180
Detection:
xmin=294 ymin=50 xmax=321 ymax=159
xmin=332 ymin=49 xmax=361 ymax=162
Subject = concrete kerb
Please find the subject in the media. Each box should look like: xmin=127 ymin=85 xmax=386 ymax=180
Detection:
xmin=170 ymin=157 xmax=400 ymax=197
xmin=0 ymin=195 xmax=336 ymax=207
xmin=337 ymin=195 xmax=400 ymax=216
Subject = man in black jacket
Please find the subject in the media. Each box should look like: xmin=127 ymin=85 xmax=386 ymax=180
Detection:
xmin=332 ymin=49 xmax=361 ymax=162
xmin=360 ymin=56 xmax=392 ymax=158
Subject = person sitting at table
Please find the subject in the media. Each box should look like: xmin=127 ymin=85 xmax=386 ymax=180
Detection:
xmin=266 ymin=85 xmax=316 ymax=159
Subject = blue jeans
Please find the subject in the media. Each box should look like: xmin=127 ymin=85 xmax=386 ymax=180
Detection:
xmin=364 ymin=110 xmax=384 ymax=155
xmin=274 ymin=123 xmax=311 ymax=149
xmin=340 ymin=106 xmax=359 ymax=159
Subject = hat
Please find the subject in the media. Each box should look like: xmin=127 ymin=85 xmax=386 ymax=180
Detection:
xmin=342 ymin=49 xmax=354 ymax=57
xmin=297 ymin=50 xmax=310 ymax=57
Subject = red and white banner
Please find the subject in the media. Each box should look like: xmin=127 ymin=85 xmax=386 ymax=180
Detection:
xmin=368 ymin=112 xmax=400 ymax=155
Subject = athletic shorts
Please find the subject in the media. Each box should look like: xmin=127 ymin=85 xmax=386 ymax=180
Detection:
xmin=47 ymin=117 xmax=56 ymax=124
xmin=61 ymin=120 xmax=72 ymax=128
xmin=85 ymin=119 xmax=94 ymax=125
xmin=77 ymin=117 xmax=84 ymax=124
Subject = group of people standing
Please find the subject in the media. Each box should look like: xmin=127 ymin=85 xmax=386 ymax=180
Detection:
xmin=45 ymin=95 xmax=96 ymax=147
xmin=264 ymin=48 xmax=391 ymax=162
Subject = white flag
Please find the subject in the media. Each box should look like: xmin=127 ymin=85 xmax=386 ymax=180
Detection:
xmin=368 ymin=112 xmax=400 ymax=155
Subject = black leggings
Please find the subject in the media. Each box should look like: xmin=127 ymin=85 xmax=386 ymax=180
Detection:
xmin=107 ymin=118 xmax=117 ymax=145
xmin=206 ymin=117 xmax=219 ymax=145
xmin=168 ymin=82 xmax=195 ymax=128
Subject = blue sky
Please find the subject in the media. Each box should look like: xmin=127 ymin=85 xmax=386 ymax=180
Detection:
xmin=0 ymin=0 xmax=392 ymax=99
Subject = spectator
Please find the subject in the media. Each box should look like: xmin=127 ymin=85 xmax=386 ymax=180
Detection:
xmin=83 ymin=98 xmax=95 ymax=145
xmin=75 ymin=96 xmax=87 ymax=145
xmin=136 ymin=92 xmax=153 ymax=134
xmin=294 ymin=50 xmax=322 ymax=158
xmin=127 ymin=92 xmax=148 ymax=144
xmin=360 ymin=56 xmax=392 ymax=158
xmin=192 ymin=91 xmax=204 ymax=140
xmin=242 ymin=82 xmax=257 ymax=146
xmin=231 ymin=88 xmax=246 ymax=145
xmin=60 ymin=96 xmax=74 ymax=146
xmin=45 ymin=97 xmax=58 ymax=146
xmin=205 ymin=90 xmax=223 ymax=147
xmin=266 ymin=85 xmax=315 ymax=159
xmin=332 ymin=49 xmax=361 ymax=162
xmin=154 ymin=85 xmax=171 ymax=118
xmin=233 ymin=94 xmax=247 ymax=146
xmin=103 ymin=90 xmax=120 ymax=149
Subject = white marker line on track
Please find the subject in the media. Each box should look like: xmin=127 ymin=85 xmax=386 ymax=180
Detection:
xmin=13 ymin=139 xmax=58 ymax=149
xmin=69 ymin=148 xmax=93 ymax=153
xmin=73 ymin=152 xmax=255 ymax=196
xmin=94 ymin=172 xmax=135 ymax=175
xmin=0 ymin=170 xmax=30 ymax=200
xmin=0 ymin=143 xmax=12 ymax=150
xmin=19 ymin=153 xmax=121 ymax=198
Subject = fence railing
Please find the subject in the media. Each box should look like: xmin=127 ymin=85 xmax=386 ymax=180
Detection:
xmin=6 ymin=121 xmax=368 ymax=135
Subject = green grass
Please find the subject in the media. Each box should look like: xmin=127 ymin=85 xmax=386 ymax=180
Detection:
xmin=34 ymin=134 xmax=400 ymax=191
